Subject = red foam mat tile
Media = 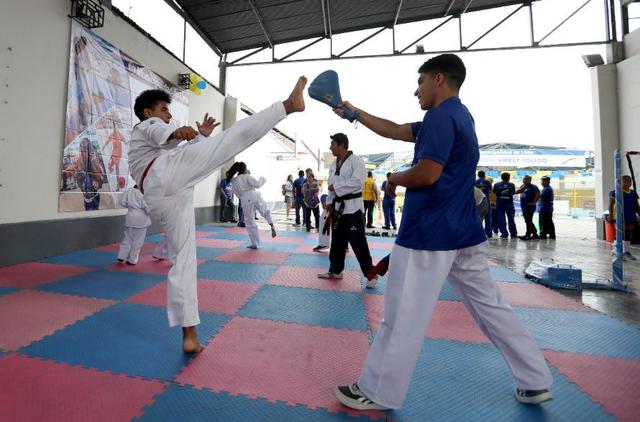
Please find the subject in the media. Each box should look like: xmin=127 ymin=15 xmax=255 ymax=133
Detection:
xmin=0 ymin=354 xmax=166 ymax=422
xmin=196 ymin=238 xmax=244 ymax=249
xmin=0 ymin=263 xmax=93 ymax=288
xmin=365 ymin=295 xmax=490 ymax=344
xmin=175 ymin=316 xmax=382 ymax=418
xmin=95 ymin=242 xmax=157 ymax=255
xmin=127 ymin=279 xmax=259 ymax=315
xmin=499 ymin=282 xmax=594 ymax=312
xmin=215 ymin=249 xmax=290 ymax=265
xmin=268 ymin=266 xmax=362 ymax=293
xmin=0 ymin=290 xmax=115 ymax=351
xmin=544 ymin=350 xmax=640 ymax=422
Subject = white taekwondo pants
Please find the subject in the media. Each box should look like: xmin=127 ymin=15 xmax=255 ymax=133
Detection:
xmin=318 ymin=207 xmax=330 ymax=247
xmin=358 ymin=241 xmax=553 ymax=409
xmin=117 ymin=226 xmax=148 ymax=264
xmin=240 ymin=191 xmax=273 ymax=248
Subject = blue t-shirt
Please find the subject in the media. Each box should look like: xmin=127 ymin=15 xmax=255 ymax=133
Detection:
xmin=493 ymin=181 xmax=516 ymax=208
xmin=538 ymin=186 xmax=554 ymax=212
xmin=396 ymin=97 xmax=486 ymax=251
xmin=474 ymin=178 xmax=492 ymax=198
xmin=519 ymin=183 xmax=539 ymax=211
xmin=381 ymin=181 xmax=396 ymax=203
xmin=293 ymin=176 xmax=306 ymax=200
xmin=220 ymin=179 xmax=233 ymax=199
xmin=609 ymin=189 xmax=639 ymax=223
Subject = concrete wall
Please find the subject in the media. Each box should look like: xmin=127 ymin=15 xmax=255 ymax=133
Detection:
xmin=591 ymin=64 xmax=620 ymax=217
xmin=618 ymin=31 xmax=640 ymax=172
xmin=0 ymin=0 xmax=227 ymax=225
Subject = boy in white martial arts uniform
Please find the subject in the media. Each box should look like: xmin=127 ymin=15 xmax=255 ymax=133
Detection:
xmin=332 ymin=54 xmax=553 ymax=410
xmin=117 ymin=185 xmax=151 ymax=265
xmin=129 ymin=77 xmax=307 ymax=353
xmin=227 ymin=161 xmax=277 ymax=249
xmin=314 ymin=194 xmax=330 ymax=252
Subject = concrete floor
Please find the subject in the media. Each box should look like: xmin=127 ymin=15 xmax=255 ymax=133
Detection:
xmin=246 ymin=208 xmax=640 ymax=327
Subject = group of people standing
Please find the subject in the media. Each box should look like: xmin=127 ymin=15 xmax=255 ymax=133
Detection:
xmin=475 ymin=170 xmax=556 ymax=241
xmin=284 ymin=169 xmax=322 ymax=231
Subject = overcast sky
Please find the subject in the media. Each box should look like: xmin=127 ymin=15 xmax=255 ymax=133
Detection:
xmin=114 ymin=0 xmax=640 ymax=156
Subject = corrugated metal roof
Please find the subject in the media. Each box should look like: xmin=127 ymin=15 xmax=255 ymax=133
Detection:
xmin=173 ymin=0 xmax=531 ymax=54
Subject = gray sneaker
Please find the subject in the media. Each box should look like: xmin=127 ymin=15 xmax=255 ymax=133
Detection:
xmin=334 ymin=384 xmax=389 ymax=411
xmin=515 ymin=388 xmax=553 ymax=404
xmin=317 ymin=271 xmax=343 ymax=279
xmin=366 ymin=276 xmax=378 ymax=289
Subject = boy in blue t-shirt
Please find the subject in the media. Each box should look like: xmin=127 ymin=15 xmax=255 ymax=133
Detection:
xmin=331 ymin=54 xmax=552 ymax=411
xmin=608 ymin=175 xmax=640 ymax=260
xmin=292 ymin=170 xmax=307 ymax=225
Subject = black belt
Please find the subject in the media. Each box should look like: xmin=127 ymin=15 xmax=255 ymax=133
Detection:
xmin=331 ymin=192 xmax=362 ymax=229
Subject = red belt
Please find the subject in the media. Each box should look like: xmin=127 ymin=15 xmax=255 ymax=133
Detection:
xmin=139 ymin=157 xmax=158 ymax=194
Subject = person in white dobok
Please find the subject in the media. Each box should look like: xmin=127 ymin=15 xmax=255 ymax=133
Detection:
xmin=128 ymin=77 xmax=307 ymax=354
xmin=117 ymin=185 xmax=151 ymax=265
xmin=227 ymin=162 xmax=277 ymax=248
xmin=152 ymin=234 xmax=174 ymax=264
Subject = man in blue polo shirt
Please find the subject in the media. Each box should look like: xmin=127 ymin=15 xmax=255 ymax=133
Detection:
xmin=608 ymin=175 xmax=640 ymax=260
xmin=292 ymin=170 xmax=306 ymax=226
xmin=493 ymin=172 xmax=518 ymax=238
xmin=538 ymin=176 xmax=555 ymax=239
xmin=475 ymin=170 xmax=493 ymax=238
xmin=516 ymin=175 xmax=540 ymax=240
xmin=330 ymin=54 xmax=552 ymax=411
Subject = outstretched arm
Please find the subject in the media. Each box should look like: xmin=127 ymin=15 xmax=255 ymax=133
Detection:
xmin=334 ymin=101 xmax=414 ymax=142
xmin=389 ymin=159 xmax=443 ymax=189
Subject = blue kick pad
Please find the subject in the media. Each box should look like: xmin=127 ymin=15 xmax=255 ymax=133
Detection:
xmin=284 ymin=253 xmax=360 ymax=270
xmin=0 ymin=286 xmax=18 ymax=297
xmin=21 ymin=303 xmax=230 ymax=381
xmin=308 ymin=70 xmax=359 ymax=122
xmin=37 ymin=269 xmax=165 ymax=300
xmin=391 ymin=338 xmax=614 ymax=421
xmin=198 ymin=261 xmax=277 ymax=283
xmin=489 ymin=266 xmax=530 ymax=283
xmin=196 ymin=247 xmax=227 ymax=260
xmin=40 ymin=250 xmax=118 ymax=267
xmin=514 ymin=307 xmax=640 ymax=359
xmin=239 ymin=285 xmax=367 ymax=331
xmin=137 ymin=384 xmax=373 ymax=422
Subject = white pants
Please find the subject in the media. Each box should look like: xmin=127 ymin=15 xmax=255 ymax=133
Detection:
xmin=241 ymin=192 xmax=273 ymax=247
xmin=319 ymin=207 xmax=330 ymax=247
xmin=117 ymin=226 xmax=148 ymax=264
xmin=153 ymin=235 xmax=174 ymax=264
xmin=358 ymin=242 xmax=553 ymax=409
xmin=143 ymin=102 xmax=286 ymax=327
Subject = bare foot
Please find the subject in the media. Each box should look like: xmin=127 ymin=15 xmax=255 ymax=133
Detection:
xmin=271 ymin=225 xmax=277 ymax=238
xmin=283 ymin=76 xmax=307 ymax=114
xmin=182 ymin=326 xmax=203 ymax=354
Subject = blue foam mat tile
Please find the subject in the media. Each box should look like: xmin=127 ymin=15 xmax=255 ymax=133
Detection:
xmin=365 ymin=235 xmax=396 ymax=243
xmin=489 ymin=266 xmax=530 ymax=283
xmin=196 ymin=247 xmax=227 ymax=260
xmin=0 ymin=286 xmax=18 ymax=296
xmin=195 ymin=225 xmax=226 ymax=232
xmin=40 ymin=250 xmax=119 ymax=267
xmin=36 ymin=269 xmax=166 ymax=301
xmin=136 ymin=384 xmax=375 ymax=421
xmin=438 ymin=281 xmax=462 ymax=301
xmin=368 ymin=249 xmax=390 ymax=259
xmin=389 ymin=338 xmax=615 ymax=421
xmin=197 ymin=261 xmax=277 ymax=283
xmin=207 ymin=232 xmax=251 ymax=240
xmin=514 ymin=307 xmax=640 ymax=359
xmin=284 ymin=254 xmax=360 ymax=271
xmin=272 ymin=230 xmax=311 ymax=238
xmin=21 ymin=303 xmax=230 ymax=381
xmin=239 ymin=285 xmax=367 ymax=331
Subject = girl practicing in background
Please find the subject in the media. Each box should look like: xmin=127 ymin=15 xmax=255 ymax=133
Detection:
xmin=228 ymin=162 xmax=277 ymax=248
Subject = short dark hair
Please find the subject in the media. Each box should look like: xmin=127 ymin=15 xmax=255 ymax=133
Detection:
xmin=387 ymin=172 xmax=392 ymax=178
xmin=134 ymin=89 xmax=172 ymax=122
xmin=298 ymin=170 xmax=305 ymax=177
xmin=418 ymin=54 xmax=466 ymax=90
xmin=367 ymin=171 xmax=373 ymax=177
xmin=477 ymin=170 xmax=485 ymax=178
xmin=330 ymin=133 xmax=349 ymax=149
xmin=501 ymin=172 xmax=510 ymax=181
xmin=541 ymin=176 xmax=550 ymax=181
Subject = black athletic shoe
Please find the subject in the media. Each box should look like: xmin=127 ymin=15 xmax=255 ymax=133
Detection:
xmin=518 ymin=236 xmax=531 ymax=241
xmin=334 ymin=384 xmax=389 ymax=411
xmin=515 ymin=388 xmax=553 ymax=404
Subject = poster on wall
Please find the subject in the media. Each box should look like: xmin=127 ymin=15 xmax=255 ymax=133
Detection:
xmin=59 ymin=21 xmax=189 ymax=212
